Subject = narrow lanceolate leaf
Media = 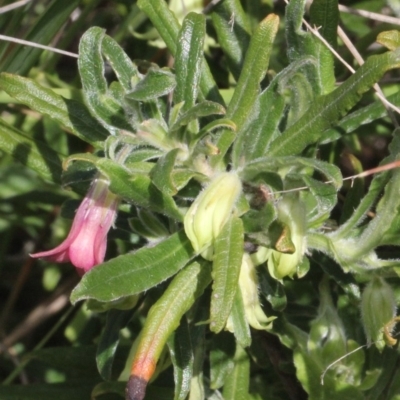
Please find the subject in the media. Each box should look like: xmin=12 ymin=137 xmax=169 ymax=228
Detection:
xmin=348 ymin=167 xmax=400 ymax=259
xmin=150 ymin=149 xmax=181 ymax=196
xmin=323 ymin=90 xmax=400 ymax=141
xmin=227 ymin=14 xmax=279 ymax=129
xmin=0 ymin=73 xmax=108 ymax=147
xmin=170 ymin=101 xmax=226 ymax=132
xmin=137 ymin=0 xmax=223 ymax=105
xmin=222 ymin=344 xmax=250 ymax=400
xmin=285 ymin=0 xmax=322 ymax=95
xmin=212 ymin=14 xmax=279 ymax=167
xmin=241 ymin=156 xmax=342 ymax=189
xmin=232 ymin=80 xmax=284 ymax=167
xmin=78 ymin=27 xmax=132 ymax=133
xmin=127 ymin=68 xmax=176 ymax=101
xmin=101 ymin=35 xmax=139 ymax=91
xmin=211 ymin=0 xmax=252 ymax=81
xmin=167 ymin=319 xmax=194 ymax=400
xmin=70 ymin=231 xmax=194 ymax=304
xmin=210 ymin=333 xmax=235 ymax=389
xmin=210 ymin=217 xmax=244 ymax=333
xmin=332 ymin=171 xmax=390 ymax=240
xmin=97 ymin=309 xmax=135 ymax=380
xmin=269 ymin=49 xmax=400 ymax=156
xmin=0 ymin=119 xmax=63 ymax=183
xmin=229 ymin=287 xmax=251 ymax=348
xmin=96 ymin=158 xmax=183 ymax=221
xmin=126 ymin=261 xmax=212 ymax=400
xmin=174 ymin=13 xmax=205 ymax=111
xmin=309 ymin=0 xmax=339 ymax=93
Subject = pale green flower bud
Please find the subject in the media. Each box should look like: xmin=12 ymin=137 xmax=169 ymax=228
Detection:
xmin=267 ymin=196 xmax=306 ymax=280
xmin=238 ymin=253 xmax=275 ymax=330
xmin=361 ymin=277 xmax=397 ymax=350
xmin=184 ymin=172 xmax=242 ymax=259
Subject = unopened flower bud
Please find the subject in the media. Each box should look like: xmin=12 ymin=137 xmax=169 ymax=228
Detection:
xmin=184 ymin=172 xmax=242 ymax=259
xmin=361 ymin=277 xmax=397 ymax=350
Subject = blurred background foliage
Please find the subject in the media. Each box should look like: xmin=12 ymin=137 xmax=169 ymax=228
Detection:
xmin=2 ymin=0 xmax=400 ymax=399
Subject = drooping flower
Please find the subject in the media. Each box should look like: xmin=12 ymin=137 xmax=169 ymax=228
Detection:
xmin=31 ymin=176 xmax=119 ymax=275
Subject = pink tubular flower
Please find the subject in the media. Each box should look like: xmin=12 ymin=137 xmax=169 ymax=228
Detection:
xmin=31 ymin=177 xmax=119 ymax=276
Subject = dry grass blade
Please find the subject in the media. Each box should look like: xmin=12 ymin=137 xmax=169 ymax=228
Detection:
xmin=0 ymin=0 xmax=31 ymax=14
xmin=0 ymin=34 xmax=78 ymax=58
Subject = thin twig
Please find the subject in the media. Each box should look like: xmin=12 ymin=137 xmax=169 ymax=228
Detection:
xmin=2 ymin=305 xmax=77 ymax=385
xmin=337 ymin=26 xmax=400 ymax=126
xmin=0 ymin=0 xmax=31 ymax=14
xmin=339 ymin=4 xmax=400 ymax=26
xmin=271 ymin=160 xmax=400 ymax=195
xmin=320 ymin=344 xmax=367 ymax=385
xmin=0 ymin=34 xmax=78 ymax=58
xmin=202 ymin=0 xmax=223 ymax=14
xmin=0 ymin=275 xmax=79 ymax=354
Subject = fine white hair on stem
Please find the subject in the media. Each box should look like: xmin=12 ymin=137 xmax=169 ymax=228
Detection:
xmin=0 ymin=0 xmax=31 ymax=15
xmin=0 ymin=34 xmax=78 ymax=58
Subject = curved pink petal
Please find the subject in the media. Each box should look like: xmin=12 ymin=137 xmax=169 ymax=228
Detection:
xmin=30 ymin=177 xmax=119 ymax=275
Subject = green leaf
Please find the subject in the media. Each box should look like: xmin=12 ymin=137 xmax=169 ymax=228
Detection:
xmin=212 ymin=13 xmax=279 ymax=167
xmin=269 ymin=49 xmax=400 ymax=156
xmin=377 ymin=30 xmax=400 ymax=51
xmin=332 ymin=171 xmax=389 ymax=240
xmin=323 ymin=90 xmax=400 ymax=142
xmin=96 ymin=158 xmax=183 ymax=221
xmin=0 ymin=73 xmax=108 ymax=147
xmin=137 ymin=0 xmax=224 ymax=105
xmin=210 ymin=217 xmax=244 ymax=333
xmin=209 ymin=333 xmax=235 ymax=389
xmin=229 ymin=287 xmax=251 ymax=348
xmin=171 ymin=101 xmax=226 ymax=132
xmin=78 ymin=27 xmax=132 ymax=132
xmin=0 ymin=0 xmax=79 ymax=75
xmin=150 ymin=149 xmax=181 ymax=196
xmin=346 ymin=167 xmax=400 ymax=259
xmin=285 ymin=0 xmax=323 ymax=95
xmin=130 ymin=209 xmax=170 ymax=240
xmin=0 ymin=118 xmax=63 ymax=184
xmin=227 ymin=13 xmax=279 ymax=130
xmin=232 ymin=81 xmax=284 ymax=167
xmin=167 ymin=319 xmax=194 ymax=400
xmin=210 ymin=0 xmax=251 ymax=81
xmin=174 ymin=13 xmax=205 ymax=112
xmin=127 ymin=68 xmax=176 ymax=101
xmin=309 ymin=0 xmax=338 ymax=93
xmin=302 ymin=176 xmax=338 ymax=223
xmin=222 ymin=344 xmax=250 ymax=400
xmin=241 ymin=156 xmax=342 ymax=189
xmin=129 ymin=261 xmax=212 ymax=392
xmin=97 ymin=309 xmax=134 ymax=380
xmin=70 ymin=231 xmax=195 ymax=303
xmin=101 ymin=34 xmax=139 ymax=91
